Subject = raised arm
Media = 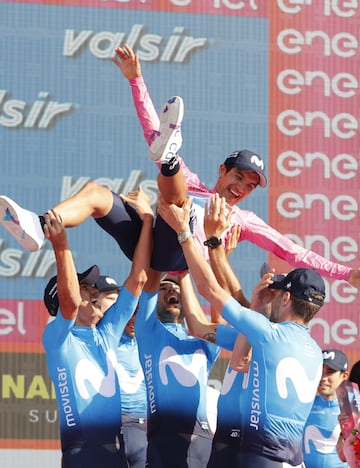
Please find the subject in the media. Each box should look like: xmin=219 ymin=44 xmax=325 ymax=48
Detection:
xmin=113 ymin=44 xmax=160 ymax=145
xmin=204 ymin=194 xmax=251 ymax=370
xmin=157 ymin=195 xmax=230 ymax=313
xmin=120 ymin=186 xmax=154 ymax=298
xmin=43 ymin=210 xmax=81 ymax=320
xmin=178 ymin=272 xmax=218 ymax=343
xmin=204 ymin=194 xmax=250 ymax=313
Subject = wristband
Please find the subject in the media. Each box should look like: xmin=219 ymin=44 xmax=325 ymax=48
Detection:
xmin=177 ymin=231 xmax=192 ymax=244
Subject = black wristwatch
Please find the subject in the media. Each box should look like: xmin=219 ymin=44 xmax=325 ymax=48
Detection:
xmin=203 ymin=236 xmax=222 ymax=249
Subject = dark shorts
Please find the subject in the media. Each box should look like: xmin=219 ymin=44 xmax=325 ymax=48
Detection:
xmin=207 ymin=444 xmax=305 ymax=468
xmin=62 ymin=441 xmax=127 ymax=468
xmin=95 ymin=192 xmax=196 ymax=272
xmin=146 ymin=432 xmax=212 ymax=468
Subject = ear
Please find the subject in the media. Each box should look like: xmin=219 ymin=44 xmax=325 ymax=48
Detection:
xmin=282 ymin=291 xmax=292 ymax=306
xmin=218 ymin=163 xmax=227 ymax=177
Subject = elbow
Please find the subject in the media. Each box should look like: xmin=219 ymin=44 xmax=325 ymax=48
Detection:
xmin=137 ymin=269 xmax=149 ymax=290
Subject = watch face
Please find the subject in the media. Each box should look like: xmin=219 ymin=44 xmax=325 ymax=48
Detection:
xmin=204 ymin=236 xmax=221 ymax=248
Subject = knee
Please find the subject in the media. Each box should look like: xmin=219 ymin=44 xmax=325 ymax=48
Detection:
xmin=81 ymin=181 xmax=113 ymax=217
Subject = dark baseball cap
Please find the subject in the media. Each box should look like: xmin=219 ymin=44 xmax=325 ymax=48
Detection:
xmin=95 ymin=275 xmax=121 ymax=292
xmin=43 ymin=265 xmax=100 ymax=316
xmin=223 ymin=149 xmax=267 ymax=187
xmin=322 ymin=349 xmax=349 ymax=371
xmin=268 ymin=268 xmax=325 ymax=306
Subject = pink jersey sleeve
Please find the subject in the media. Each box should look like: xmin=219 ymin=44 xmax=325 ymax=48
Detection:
xmin=129 ymin=76 xmax=212 ymax=195
xmin=129 ymin=76 xmax=160 ymax=145
xmin=233 ymin=208 xmax=351 ymax=281
xmin=127 ymin=78 xmax=350 ymax=281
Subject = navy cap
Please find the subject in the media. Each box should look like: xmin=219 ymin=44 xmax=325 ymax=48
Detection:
xmin=323 ymin=349 xmax=349 ymax=371
xmin=95 ymin=275 xmax=121 ymax=292
xmin=43 ymin=265 xmax=100 ymax=316
xmin=224 ymin=149 xmax=267 ymax=187
xmin=269 ymin=268 xmax=325 ymax=306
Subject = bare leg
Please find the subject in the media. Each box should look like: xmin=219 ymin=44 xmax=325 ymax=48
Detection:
xmin=52 ymin=181 xmax=114 ymax=227
xmin=157 ymin=171 xmax=187 ymax=207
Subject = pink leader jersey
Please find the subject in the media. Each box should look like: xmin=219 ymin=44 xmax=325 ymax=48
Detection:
xmin=128 ymin=76 xmax=351 ymax=282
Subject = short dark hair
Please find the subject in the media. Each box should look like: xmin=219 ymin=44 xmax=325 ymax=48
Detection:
xmin=290 ymin=294 xmax=322 ymax=323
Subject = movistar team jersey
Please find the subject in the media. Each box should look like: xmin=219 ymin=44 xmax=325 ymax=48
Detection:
xmin=136 ymin=290 xmax=220 ymax=438
xmin=214 ymin=362 xmax=250 ymax=444
xmin=117 ymin=334 xmax=147 ymax=418
xmin=42 ymin=286 xmax=138 ymax=451
xmin=217 ymin=297 xmax=323 ymax=466
xmin=302 ymin=395 xmax=348 ymax=467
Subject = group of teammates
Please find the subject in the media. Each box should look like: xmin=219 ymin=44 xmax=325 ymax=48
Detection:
xmin=1 ymin=45 xmax=359 ymax=467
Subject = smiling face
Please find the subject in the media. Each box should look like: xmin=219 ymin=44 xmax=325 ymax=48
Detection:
xmin=214 ymin=165 xmax=260 ymax=206
xmin=157 ymin=280 xmax=183 ymax=324
xmin=318 ymin=364 xmax=348 ymax=400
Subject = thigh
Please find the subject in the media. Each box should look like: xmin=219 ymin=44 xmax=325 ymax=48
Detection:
xmin=95 ymin=192 xmax=142 ymax=261
xmin=152 ymin=202 xmax=197 ymax=272
xmin=122 ymin=422 xmax=147 ymax=468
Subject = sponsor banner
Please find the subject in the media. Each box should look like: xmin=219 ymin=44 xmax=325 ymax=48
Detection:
xmin=268 ymin=2 xmax=360 ymax=353
xmin=0 ymin=300 xmax=49 ymax=353
xmin=0 ymin=352 xmax=60 ymax=447
xmin=2 ymin=0 xmax=268 ymax=17
xmin=1 ymin=2 xmax=268 ymax=299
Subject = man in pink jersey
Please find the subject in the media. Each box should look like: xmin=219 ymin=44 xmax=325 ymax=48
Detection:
xmin=1 ymin=45 xmax=360 ymax=288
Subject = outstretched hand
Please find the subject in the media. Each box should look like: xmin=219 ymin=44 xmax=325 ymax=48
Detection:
xmin=113 ymin=44 xmax=142 ymax=80
xmin=157 ymin=194 xmax=192 ymax=234
xmin=250 ymin=269 xmax=276 ymax=314
xmin=43 ymin=210 xmax=68 ymax=249
xmin=204 ymin=193 xmax=232 ymax=239
xmin=120 ymin=186 xmax=153 ymax=220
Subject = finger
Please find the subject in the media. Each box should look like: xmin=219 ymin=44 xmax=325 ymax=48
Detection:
xmin=124 ymin=44 xmax=134 ymax=57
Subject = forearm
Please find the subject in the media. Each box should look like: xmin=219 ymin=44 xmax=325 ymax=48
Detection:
xmin=180 ymin=236 xmax=229 ymax=313
xmin=126 ymin=213 xmax=153 ymax=296
xmin=129 ymin=76 xmax=160 ymax=145
xmin=178 ymin=273 xmax=211 ymax=337
xmin=54 ymin=243 xmax=81 ymax=318
xmin=229 ymin=333 xmax=252 ymax=372
xmin=208 ymin=247 xmax=250 ymax=307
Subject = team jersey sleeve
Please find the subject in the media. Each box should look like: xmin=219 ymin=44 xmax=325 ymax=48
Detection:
xmin=220 ymin=296 xmax=273 ymax=344
xmin=129 ymin=76 xmax=160 ymax=145
xmin=42 ymin=311 xmax=75 ymax=350
xmin=135 ymin=290 xmax=159 ymax=335
xmin=233 ymin=208 xmax=352 ymax=281
xmin=215 ymin=324 xmax=238 ymax=351
xmin=99 ymin=285 xmax=139 ymax=339
xmin=129 ymin=76 xmax=209 ymax=194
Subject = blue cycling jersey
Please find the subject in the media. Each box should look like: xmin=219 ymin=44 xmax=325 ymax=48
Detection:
xmin=303 ymin=395 xmax=348 ymax=468
xmin=43 ymin=286 xmax=138 ymax=451
xmin=216 ymin=296 xmax=323 ymax=466
xmin=136 ymin=290 xmax=220 ymax=438
xmin=117 ymin=334 xmax=147 ymax=418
